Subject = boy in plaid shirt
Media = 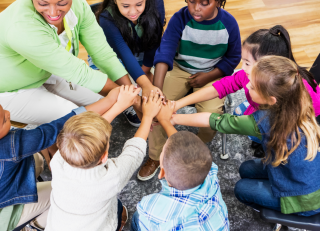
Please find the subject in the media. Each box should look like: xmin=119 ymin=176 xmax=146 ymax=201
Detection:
xmin=131 ymin=101 xmax=229 ymax=231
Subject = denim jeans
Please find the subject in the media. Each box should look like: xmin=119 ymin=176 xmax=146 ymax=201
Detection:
xmin=130 ymin=211 xmax=141 ymax=231
xmin=233 ymin=100 xmax=261 ymax=144
xmin=116 ymin=199 xmax=123 ymax=231
xmin=234 ymin=159 xmax=320 ymax=216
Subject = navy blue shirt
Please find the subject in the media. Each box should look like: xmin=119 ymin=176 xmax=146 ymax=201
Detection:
xmin=99 ymin=0 xmax=165 ymax=81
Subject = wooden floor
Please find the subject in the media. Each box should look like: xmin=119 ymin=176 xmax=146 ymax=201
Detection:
xmin=1 ymin=0 xmax=320 ymax=69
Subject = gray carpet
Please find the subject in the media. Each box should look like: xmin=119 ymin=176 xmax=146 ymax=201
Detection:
xmin=25 ymin=89 xmax=304 ymax=231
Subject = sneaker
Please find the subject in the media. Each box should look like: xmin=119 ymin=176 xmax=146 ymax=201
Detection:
xmin=137 ymin=157 xmax=160 ymax=181
xmin=251 ymin=141 xmax=261 ymax=149
xmin=118 ymin=205 xmax=128 ymax=231
xmin=254 ymin=145 xmax=265 ymax=158
xmin=123 ymin=106 xmax=141 ymax=127
xmin=24 ymin=220 xmax=44 ymax=231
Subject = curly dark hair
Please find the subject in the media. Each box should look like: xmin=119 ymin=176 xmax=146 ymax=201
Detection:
xmin=185 ymin=0 xmax=226 ymax=9
xmin=96 ymin=0 xmax=164 ymax=54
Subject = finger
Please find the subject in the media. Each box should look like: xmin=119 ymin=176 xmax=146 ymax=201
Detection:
xmin=153 ymin=90 xmax=160 ymax=102
xmin=149 ymin=90 xmax=155 ymax=102
xmin=129 ymin=84 xmax=135 ymax=93
xmin=124 ymin=85 xmax=129 ymax=92
xmin=171 ymin=100 xmax=176 ymax=110
xmin=143 ymin=96 xmax=148 ymax=105
xmin=134 ymin=87 xmax=141 ymax=95
xmin=156 ymin=94 xmax=162 ymax=105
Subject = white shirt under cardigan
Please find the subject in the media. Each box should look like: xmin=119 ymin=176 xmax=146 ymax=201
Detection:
xmin=45 ymin=137 xmax=147 ymax=231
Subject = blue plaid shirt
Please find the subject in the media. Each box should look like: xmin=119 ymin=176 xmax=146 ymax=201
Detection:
xmin=137 ymin=162 xmax=229 ymax=231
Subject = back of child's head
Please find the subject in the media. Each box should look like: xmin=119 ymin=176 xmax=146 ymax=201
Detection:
xmin=252 ymin=56 xmax=320 ymax=167
xmin=57 ymin=111 xmax=112 ymax=169
xmin=163 ymin=131 xmax=213 ymax=190
xmin=244 ymin=25 xmax=317 ymax=92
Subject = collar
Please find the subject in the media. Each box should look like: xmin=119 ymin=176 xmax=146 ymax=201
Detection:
xmin=49 ymin=9 xmax=78 ymax=33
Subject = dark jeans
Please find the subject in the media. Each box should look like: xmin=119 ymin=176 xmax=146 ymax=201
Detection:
xmin=116 ymin=199 xmax=123 ymax=231
xmin=130 ymin=211 xmax=141 ymax=231
xmin=234 ymin=159 xmax=320 ymax=216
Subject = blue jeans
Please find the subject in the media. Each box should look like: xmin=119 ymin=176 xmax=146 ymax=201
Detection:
xmin=234 ymin=159 xmax=320 ymax=216
xmin=130 ymin=211 xmax=141 ymax=231
xmin=116 ymin=199 xmax=123 ymax=231
xmin=234 ymin=100 xmax=261 ymax=144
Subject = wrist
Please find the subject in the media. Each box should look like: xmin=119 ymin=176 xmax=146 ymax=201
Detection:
xmin=137 ymin=75 xmax=152 ymax=88
xmin=141 ymin=115 xmax=153 ymax=123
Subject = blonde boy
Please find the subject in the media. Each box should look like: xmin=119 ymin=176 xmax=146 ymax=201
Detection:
xmin=45 ymin=87 xmax=162 ymax=231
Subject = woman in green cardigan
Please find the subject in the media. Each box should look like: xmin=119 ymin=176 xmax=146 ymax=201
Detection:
xmin=0 ymin=0 xmax=161 ymax=126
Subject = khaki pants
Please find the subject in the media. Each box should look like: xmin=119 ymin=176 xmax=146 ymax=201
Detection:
xmin=16 ymin=153 xmax=52 ymax=230
xmin=148 ymin=63 xmax=225 ymax=160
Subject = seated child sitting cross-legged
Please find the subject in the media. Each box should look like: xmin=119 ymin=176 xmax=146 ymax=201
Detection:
xmin=172 ymin=56 xmax=320 ymax=216
xmin=45 ymin=87 xmax=162 ymax=231
xmin=131 ymin=101 xmax=229 ymax=231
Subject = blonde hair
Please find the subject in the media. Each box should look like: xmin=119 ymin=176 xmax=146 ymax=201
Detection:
xmin=252 ymin=56 xmax=320 ymax=167
xmin=57 ymin=111 xmax=112 ymax=169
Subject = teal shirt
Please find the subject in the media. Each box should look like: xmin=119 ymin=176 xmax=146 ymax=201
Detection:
xmin=0 ymin=0 xmax=127 ymax=93
xmin=209 ymin=112 xmax=320 ymax=214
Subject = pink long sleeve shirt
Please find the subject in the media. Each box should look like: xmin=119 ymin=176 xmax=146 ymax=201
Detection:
xmin=213 ymin=69 xmax=320 ymax=116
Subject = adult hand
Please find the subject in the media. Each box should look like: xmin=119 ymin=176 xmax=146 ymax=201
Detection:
xmin=142 ymin=90 xmax=162 ymax=119
xmin=116 ymin=85 xmax=141 ymax=111
xmin=156 ymin=100 xmax=176 ymax=122
xmin=188 ymin=72 xmax=212 ymax=88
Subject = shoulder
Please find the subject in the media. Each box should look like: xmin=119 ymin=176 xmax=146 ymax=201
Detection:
xmin=166 ymin=7 xmax=191 ymax=30
xmin=218 ymin=9 xmax=239 ymax=33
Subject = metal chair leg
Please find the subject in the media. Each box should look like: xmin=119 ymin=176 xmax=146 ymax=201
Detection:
xmin=225 ymin=94 xmax=234 ymax=107
xmin=272 ymin=224 xmax=282 ymax=231
xmin=220 ymin=105 xmax=229 ymax=160
xmin=220 ymin=133 xmax=229 ymax=160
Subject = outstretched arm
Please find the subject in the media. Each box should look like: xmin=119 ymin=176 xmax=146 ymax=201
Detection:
xmin=156 ymin=100 xmax=177 ymax=137
xmin=175 ymin=86 xmax=219 ymax=111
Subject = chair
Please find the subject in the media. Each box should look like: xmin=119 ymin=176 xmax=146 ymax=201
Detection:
xmin=90 ymin=2 xmax=102 ymax=13
xmin=260 ymin=207 xmax=320 ymax=231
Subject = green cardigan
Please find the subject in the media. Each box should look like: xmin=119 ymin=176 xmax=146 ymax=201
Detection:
xmin=0 ymin=0 xmax=127 ymax=93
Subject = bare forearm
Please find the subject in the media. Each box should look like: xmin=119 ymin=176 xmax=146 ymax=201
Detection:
xmin=136 ymin=75 xmax=152 ymax=88
xmin=159 ymin=120 xmax=177 ymax=137
xmin=99 ymin=78 xmax=120 ymax=96
xmin=172 ymin=113 xmax=211 ymax=127
xmin=115 ymin=74 xmax=132 ymax=86
xmin=206 ymin=68 xmax=224 ymax=82
xmin=175 ymin=86 xmax=219 ymax=111
xmin=101 ymin=104 xmax=123 ymax=123
xmin=153 ymin=63 xmax=168 ymax=90
xmin=134 ymin=116 xmax=153 ymax=140
xmin=85 ymin=92 xmax=118 ymax=115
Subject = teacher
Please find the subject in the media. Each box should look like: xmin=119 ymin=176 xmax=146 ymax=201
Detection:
xmin=0 ymin=0 xmax=134 ymax=125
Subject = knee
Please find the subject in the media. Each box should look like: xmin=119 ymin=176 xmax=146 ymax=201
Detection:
xmin=238 ymin=160 xmax=256 ymax=179
xmin=234 ymin=179 xmax=247 ymax=202
xmin=130 ymin=211 xmax=140 ymax=231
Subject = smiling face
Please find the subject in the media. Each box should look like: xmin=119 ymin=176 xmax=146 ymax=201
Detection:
xmin=241 ymin=46 xmax=257 ymax=78
xmin=33 ymin=0 xmax=72 ymax=28
xmin=0 ymin=105 xmax=11 ymax=139
xmin=187 ymin=0 xmax=219 ymax=22
xmin=115 ymin=0 xmax=146 ymax=24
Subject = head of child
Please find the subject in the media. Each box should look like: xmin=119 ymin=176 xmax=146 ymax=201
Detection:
xmin=186 ymin=0 xmax=226 ymax=22
xmin=57 ymin=112 xmax=112 ymax=169
xmin=0 ymin=105 xmax=11 ymax=139
xmin=96 ymin=0 xmax=163 ymax=54
xmin=242 ymin=25 xmax=317 ymax=92
xmin=248 ymin=56 xmax=320 ymax=167
xmin=158 ymin=131 xmax=213 ymax=190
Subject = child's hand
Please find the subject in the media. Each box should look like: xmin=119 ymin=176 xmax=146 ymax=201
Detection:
xmin=116 ymin=85 xmax=141 ymax=110
xmin=105 ymin=87 xmax=120 ymax=105
xmin=188 ymin=72 xmax=212 ymax=88
xmin=156 ymin=100 xmax=176 ymax=122
xmin=142 ymin=90 xmax=162 ymax=119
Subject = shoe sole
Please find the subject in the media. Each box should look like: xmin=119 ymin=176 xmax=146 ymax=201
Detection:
xmin=137 ymin=165 xmax=160 ymax=181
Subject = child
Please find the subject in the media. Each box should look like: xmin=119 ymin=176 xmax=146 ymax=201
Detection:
xmin=89 ymin=0 xmax=165 ymax=127
xmin=131 ymin=101 xmax=229 ymax=231
xmin=0 ymin=86 xmax=131 ymax=231
xmin=45 ymin=90 xmax=162 ymax=231
xmin=172 ymin=56 xmax=320 ymax=216
xmin=138 ymin=0 xmax=241 ymax=181
xmin=174 ymin=25 xmax=320 ymax=158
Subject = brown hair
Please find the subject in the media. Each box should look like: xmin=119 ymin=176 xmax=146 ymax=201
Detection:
xmin=57 ymin=111 xmax=112 ymax=169
xmin=163 ymin=131 xmax=213 ymax=190
xmin=252 ymin=56 xmax=320 ymax=167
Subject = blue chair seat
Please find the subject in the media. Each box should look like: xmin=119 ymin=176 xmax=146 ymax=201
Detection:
xmin=260 ymin=207 xmax=320 ymax=231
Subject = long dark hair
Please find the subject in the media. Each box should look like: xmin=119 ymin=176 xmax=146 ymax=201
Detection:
xmin=243 ymin=25 xmax=317 ymax=92
xmin=96 ymin=0 xmax=164 ymax=54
